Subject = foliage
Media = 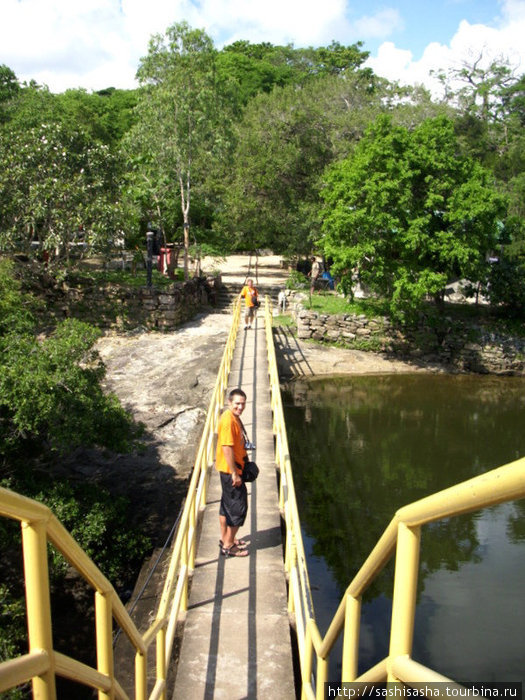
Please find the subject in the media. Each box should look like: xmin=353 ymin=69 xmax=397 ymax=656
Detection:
xmin=216 ymin=39 xmax=371 ymax=107
xmin=32 ymin=480 xmax=150 ymax=587
xmin=0 ymin=259 xmax=150 ymax=675
xmin=0 ymin=121 xmax=126 ymax=266
xmin=127 ymin=21 xmax=234 ymax=278
xmin=55 ymin=87 xmax=138 ymax=147
xmin=483 ymin=257 xmax=525 ymax=318
xmin=0 ymin=582 xmax=26 ymax=663
xmin=285 ymin=270 xmax=309 ymax=290
xmin=0 ymin=258 xmax=36 ymax=335
xmin=221 ymin=69 xmax=383 ymax=254
xmin=81 ymin=267 xmax=175 ymax=289
xmin=0 ymin=260 xmax=139 ymax=461
xmin=320 ymin=115 xmax=506 ymax=321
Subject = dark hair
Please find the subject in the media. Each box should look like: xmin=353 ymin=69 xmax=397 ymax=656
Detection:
xmin=228 ymin=388 xmax=247 ymax=401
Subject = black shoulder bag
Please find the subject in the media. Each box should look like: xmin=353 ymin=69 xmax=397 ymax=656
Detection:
xmin=239 ymin=420 xmax=259 ymax=482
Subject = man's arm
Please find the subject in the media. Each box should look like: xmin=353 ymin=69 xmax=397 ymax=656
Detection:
xmin=222 ymin=445 xmax=242 ymax=486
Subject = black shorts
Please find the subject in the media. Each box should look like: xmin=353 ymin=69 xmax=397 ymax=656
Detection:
xmin=219 ymin=472 xmax=248 ymax=527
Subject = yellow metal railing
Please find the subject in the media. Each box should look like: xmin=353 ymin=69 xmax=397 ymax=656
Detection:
xmin=0 ymin=298 xmax=242 ymax=700
xmin=264 ymin=297 xmax=525 ymax=700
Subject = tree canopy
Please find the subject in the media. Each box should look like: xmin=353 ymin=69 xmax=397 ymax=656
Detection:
xmin=0 ymin=29 xmax=523 ymax=315
xmin=320 ymin=115 xmax=506 ymax=318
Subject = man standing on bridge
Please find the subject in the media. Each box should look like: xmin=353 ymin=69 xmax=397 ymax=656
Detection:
xmin=216 ymin=388 xmax=250 ymax=558
xmin=240 ymin=278 xmax=259 ymax=330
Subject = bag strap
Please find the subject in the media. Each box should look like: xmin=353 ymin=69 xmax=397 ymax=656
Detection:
xmin=238 ymin=418 xmax=251 ymax=443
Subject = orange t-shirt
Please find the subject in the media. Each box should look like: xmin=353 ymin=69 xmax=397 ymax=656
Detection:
xmin=241 ymin=285 xmax=258 ymax=308
xmin=215 ymin=409 xmax=247 ymax=473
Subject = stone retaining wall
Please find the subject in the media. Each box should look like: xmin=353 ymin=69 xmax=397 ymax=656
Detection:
xmin=293 ymin=302 xmax=525 ymax=376
xmin=138 ymin=277 xmax=218 ymax=330
xmin=59 ymin=276 xmax=220 ymax=331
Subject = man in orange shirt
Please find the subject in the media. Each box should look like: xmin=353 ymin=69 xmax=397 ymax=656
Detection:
xmin=240 ymin=278 xmax=259 ymax=330
xmin=215 ymin=388 xmax=250 ymax=557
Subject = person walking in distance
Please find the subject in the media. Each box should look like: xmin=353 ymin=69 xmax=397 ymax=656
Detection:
xmin=216 ymin=388 xmax=250 ymax=558
xmin=240 ymin=278 xmax=259 ymax=329
xmin=309 ymin=256 xmax=321 ymax=294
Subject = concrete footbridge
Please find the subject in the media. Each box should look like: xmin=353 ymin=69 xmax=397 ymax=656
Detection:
xmin=1 ymin=269 xmax=525 ymax=699
xmin=173 ymin=308 xmax=296 ymax=698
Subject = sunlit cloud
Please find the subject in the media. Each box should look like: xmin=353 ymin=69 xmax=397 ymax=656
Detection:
xmin=0 ymin=0 xmax=524 ymax=93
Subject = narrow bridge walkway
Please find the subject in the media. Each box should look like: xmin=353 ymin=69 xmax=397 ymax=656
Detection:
xmin=173 ymin=313 xmax=296 ymax=699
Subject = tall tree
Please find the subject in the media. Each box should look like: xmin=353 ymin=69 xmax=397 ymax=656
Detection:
xmin=0 ymin=65 xmax=19 ymax=122
xmin=0 ymin=121 xmax=125 ymax=264
xmin=320 ymin=115 xmax=506 ymax=319
xmin=221 ymin=69 xmax=383 ymax=254
xmin=130 ymin=21 xmax=230 ymax=278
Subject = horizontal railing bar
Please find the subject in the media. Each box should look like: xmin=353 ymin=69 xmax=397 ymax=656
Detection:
xmin=392 ymin=655 xmax=456 ymax=685
xmin=0 ymin=487 xmax=51 ymax=523
xmin=0 ymin=651 xmax=49 ymax=693
xmin=54 ymin=651 xmax=115 ymax=695
xmin=347 ymin=518 xmax=399 ymax=598
xmin=148 ymin=678 xmax=166 ymax=700
xmin=142 ymin=618 xmax=166 ymax=648
xmin=355 ymin=658 xmax=388 ymax=683
xmin=397 ymin=458 xmax=525 ymax=526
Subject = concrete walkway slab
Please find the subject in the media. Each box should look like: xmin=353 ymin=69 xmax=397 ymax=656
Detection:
xmin=172 ymin=314 xmax=296 ymax=699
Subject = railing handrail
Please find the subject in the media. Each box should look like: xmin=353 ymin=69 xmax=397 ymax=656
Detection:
xmin=264 ymin=297 xmax=525 ymax=699
xmin=0 ymin=297 xmax=242 ymax=700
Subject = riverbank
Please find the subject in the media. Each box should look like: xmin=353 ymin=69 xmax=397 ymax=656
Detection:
xmin=273 ymin=324 xmax=442 ymax=378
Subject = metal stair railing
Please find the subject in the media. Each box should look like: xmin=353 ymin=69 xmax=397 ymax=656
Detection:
xmin=264 ymin=296 xmax=525 ymax=700
xmin=0 ymin=298 xmax=242 ymax=700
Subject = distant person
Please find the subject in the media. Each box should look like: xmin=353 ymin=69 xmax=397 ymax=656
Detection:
xmin=240 ymin=278 xmax=259 ymax=329
xmin=278 ymin=289 xmax=286 ymax=312
xmin=215 ymin=388 xmax=250 ymax=558
xmin=309 ymin=257 xmax=322 ymax=294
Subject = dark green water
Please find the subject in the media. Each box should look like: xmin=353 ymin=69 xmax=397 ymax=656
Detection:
xmin=282 ymin=374 xmax=525 ymax=682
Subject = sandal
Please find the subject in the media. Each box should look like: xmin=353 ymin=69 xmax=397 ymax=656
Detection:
xmin=221 ymin=544 xmax=249 ymax=558
xmin=219 ymin=538 xmax=247 ymax=549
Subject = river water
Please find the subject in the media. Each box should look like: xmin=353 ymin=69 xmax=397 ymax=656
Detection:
xmin=282 ymin=374 xmax=525 ymax=683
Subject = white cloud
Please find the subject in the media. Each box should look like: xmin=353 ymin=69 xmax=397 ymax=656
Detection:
xmin=367 ymin=0 xmax=525 ymax=96
xmin=196 ymin=0 xmax=350 ymax=47
xmin=352 ymin=8 xmax=404 ymax=40
xmin=1 ymin=0 xmax=524 ymax=93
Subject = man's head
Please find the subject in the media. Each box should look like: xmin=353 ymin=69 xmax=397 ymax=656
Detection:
xmin=228 ymin=388 xmax=247 ymax=417
xmin=247 ymin=278 xmax=254 ymax=287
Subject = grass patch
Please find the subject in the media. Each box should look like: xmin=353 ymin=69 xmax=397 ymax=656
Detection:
xmin=304 ymin=293 xmax=389 ymax=318
xmin=273 ymin=313 xmax=295 ymax=328
xmin=82 ymin=268 xmax=179 ymax=288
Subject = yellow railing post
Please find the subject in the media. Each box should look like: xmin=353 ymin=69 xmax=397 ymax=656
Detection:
xmin=95 ymin=591 xmax=114 ymax=699
xmin=342 ymin=594 xmax=361 ymax=682
xmin=156 ymin=627 xmax=167 ymax=700
xmin=135 ymin=649 xmax=147 ymax=700
xmin=21 ymin=518 xmax=56 ymax=700
xmin=387 ymin=521 xmax=421 ymax=682
xmin=181 ymin=531 xmax=189 ymax=611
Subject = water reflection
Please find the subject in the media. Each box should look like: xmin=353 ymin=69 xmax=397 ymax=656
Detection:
xmin=282 ymin=374 xmax=525 ymax=681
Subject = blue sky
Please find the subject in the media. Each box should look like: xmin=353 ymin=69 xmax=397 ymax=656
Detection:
xmin=349 ymin=0 xmax=501 ymax=58
xmin=0 ymin=0 xmax=523 ymax=93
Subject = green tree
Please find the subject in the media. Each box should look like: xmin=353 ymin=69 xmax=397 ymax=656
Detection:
xmin=320 ymin=115 xmax=506 ymax=319
xmin=216 ymin=39 xmax=371 ymax=108
xmin=55 ymin=87 xmax=138 ymax=147
xmin=0 ymin=121 xmax=125 ymax=265
xmin=0 ymin=64 xmax=20 ymax=123
xmin=129 ymin=21 xmax=232 ymax=278
xmin=221 ymin=69 xmax=383 ymax=254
